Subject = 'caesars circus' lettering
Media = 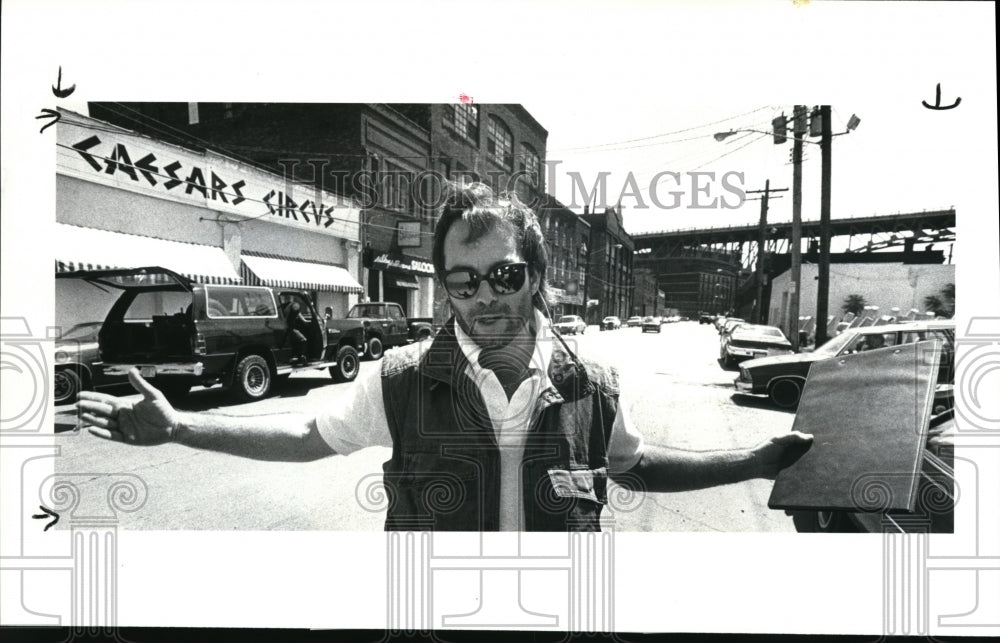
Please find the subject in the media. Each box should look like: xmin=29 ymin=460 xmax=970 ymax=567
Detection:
xmin=70 ymin=135 xmax=341 ymax=229
xmin=72 ymin=135 xmax=247 ymax=205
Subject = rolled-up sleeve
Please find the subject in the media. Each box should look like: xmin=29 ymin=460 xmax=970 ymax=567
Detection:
xmin=607 ymin=393 xmax=645 ymax=474
xmin=315 ymin=366 xmax=393 ymax=455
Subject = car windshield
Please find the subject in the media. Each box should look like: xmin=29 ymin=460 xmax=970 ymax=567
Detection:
xmin=643 ymin=317 xmax=654 ymax=322
xmin=558 ymin=316 xmax=578 ymax=323
xmin=737 ymin=326 xmax=786 ymax=338
xmin=58 ymin=322 xmax=102 ymax=342
xmin=348 ymin=305 xmax=382 ymax=318
xmin=814 ymin=330 xmax=860 ymax=355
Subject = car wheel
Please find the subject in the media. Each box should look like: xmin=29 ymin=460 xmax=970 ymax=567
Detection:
xmin=54 ymin=368 xmax=83 ymax=405
xmin=233 ymin=354 xmax=272 ymax=402
xmin=366 ymin=336 xmax=384 ymax=361
xmin=417 ymin=328 xmax=433 ymax=342
xmin=768 ymin=378 xmax=802 ymax=409
xmin=330 ymin=345 xmax=360 ymax=383
xmin=791 ymin=510 xmax=859 ymax=533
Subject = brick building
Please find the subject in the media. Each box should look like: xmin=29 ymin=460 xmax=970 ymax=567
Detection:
xmin=538 ymin=194 xmax=589 ymax=318
xmin=581 ymin=205 xmax=634 ymax=324
xmin=88 ymin=102 xmax=437 ymax=318
xmin=87 ymin=102 xmax=552 ymax=324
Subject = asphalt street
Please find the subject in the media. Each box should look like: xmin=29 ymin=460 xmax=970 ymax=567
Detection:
xmin=53 ymin=320 xmax=799 ymax=531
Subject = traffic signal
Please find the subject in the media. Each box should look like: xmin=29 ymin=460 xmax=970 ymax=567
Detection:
xmin=809 ymin=106 xmax=822 ymax=137
xmin=772 ymin=115 xmax=787 ymax=144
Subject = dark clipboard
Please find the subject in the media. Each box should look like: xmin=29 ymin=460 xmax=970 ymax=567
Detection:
xmin=768 ymin=339 xmax=942 ymax=513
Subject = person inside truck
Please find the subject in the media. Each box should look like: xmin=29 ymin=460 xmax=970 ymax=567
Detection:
xmin=78 ymin=182 xmax=812 ymax=532
xmin=284 ymin=300 xmax=309 ymax=364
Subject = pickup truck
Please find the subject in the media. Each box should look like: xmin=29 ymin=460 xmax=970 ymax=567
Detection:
xmin=326 ymin=302 xmax=434 ymax=360
xmin=56 ymin=267 xmax=368 ymax=402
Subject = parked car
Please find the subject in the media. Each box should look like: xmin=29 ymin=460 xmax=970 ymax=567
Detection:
xmin=699 ymin=312 xmax=715 ymax=325
xmin=719 ymin=324 xmax=793 ymax=369
xmin=641 ymin=316 xmax=661 ymax=333
xmin=600 ymin=316 xmax=622 ymax=331
xmin=626 ymin=316 xmax=643 ymax=327
xmin=735 ymin=320 xmax=955 ymax=409
xmin=57 ymin=266 xmax=367 ymax=403
xmin=329 ymin=302 xmax=434 ymax=361
xmin=554 ymin=314 xmax=587 ymax=335
xmin=53 ymin=321 xmax=128 ymax=405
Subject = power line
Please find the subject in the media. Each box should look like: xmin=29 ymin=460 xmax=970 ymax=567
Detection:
xmin=548 ymin=106 xmax=773 ymax=152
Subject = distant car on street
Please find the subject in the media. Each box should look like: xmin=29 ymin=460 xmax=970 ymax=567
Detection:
xmin=626 ymin=316 xmax=643 ymax=327
xmin=735 ymin=320 xmax=955 ymax=409
xmin=699 ymin=312 xmax=715 ymax=325
xmin=719 ymin=324 xmax=793 ymax=369
xmin=641 ymin=316 xmax=661 ymax=333
xmin=54 ymin=321 xmax=128 ymax=405
xmin=554 ymin=314 xmax=587 ymax=335
xmin=601 ymin=316 xmax=622 ymax=331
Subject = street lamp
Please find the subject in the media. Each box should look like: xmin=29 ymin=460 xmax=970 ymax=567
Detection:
xmin=713 ymin=113 xmax=859 ymax=143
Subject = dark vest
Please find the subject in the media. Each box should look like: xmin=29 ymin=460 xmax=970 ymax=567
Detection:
xmin=379 ymin=320 xmax=620 ymax=531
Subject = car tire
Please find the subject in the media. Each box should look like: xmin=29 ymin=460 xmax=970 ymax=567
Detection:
xmin=233 ymin=354 xmax=272 ymax=402
xmin=54 ymin=367 xmax=83 ymax=405
xmin=365 ymin=336 xmax=384 ymax=361
xmin=330 ymin=345 xmax=360 ymax=383
xmin=791 ymin=510 xmax=859 ymax=533
xmin=768 ymin=377 xmax=802 ymax=409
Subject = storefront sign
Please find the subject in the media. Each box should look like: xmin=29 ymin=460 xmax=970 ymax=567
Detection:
xmin=397 ymin=221 xmax=421 ymax=248
xmin=549 ymin=286 xmax=583 ymax=306
xmin=368 ymin=252 xmax=435 ymax=276
xmin=57 ymin=112 xmax=360 ymax=241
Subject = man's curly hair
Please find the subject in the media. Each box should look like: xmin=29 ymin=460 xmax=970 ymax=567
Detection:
xmin=432 ymin=181 xmax=550 ymax=312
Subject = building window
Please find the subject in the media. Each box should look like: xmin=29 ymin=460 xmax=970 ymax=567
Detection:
xmin=519 ymin=143 xmax=541 ymax=187
xmin=487 ymin=116 xmax=514 ymax=169
xmin=443 ymin=104 xmax=479 ymax=143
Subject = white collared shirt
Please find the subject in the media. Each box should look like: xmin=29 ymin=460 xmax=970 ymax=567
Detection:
xmin=316 ymin=311 xmax=645 ymax=530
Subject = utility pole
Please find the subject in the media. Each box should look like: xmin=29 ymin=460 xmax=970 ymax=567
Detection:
xmin=789 ymin=105 xmax=806 ymax=351
xmin=815 ymin=105 xmax=833 ymax=347
xmin=746 ymin=180 xmax=788 ymax=324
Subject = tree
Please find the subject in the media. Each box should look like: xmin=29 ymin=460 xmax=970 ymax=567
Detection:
xmin=841 ymin=294 xmax=867 ymax=316
xmin=924 ymin=282 xmax=955 ymax=318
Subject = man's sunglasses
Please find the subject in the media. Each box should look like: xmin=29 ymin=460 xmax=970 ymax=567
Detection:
xmin=442 ymin=262 xmax=528 ymax=299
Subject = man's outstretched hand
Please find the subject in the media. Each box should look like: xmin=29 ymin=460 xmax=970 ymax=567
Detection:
xmin=752 ymin=431 xmax=814 ymax=479
xmin=78 ymin=368 xmax=180 ymax=446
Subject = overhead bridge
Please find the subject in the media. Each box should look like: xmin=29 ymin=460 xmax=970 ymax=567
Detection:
xmin=632 ymin=208 xmax=956 ymax=272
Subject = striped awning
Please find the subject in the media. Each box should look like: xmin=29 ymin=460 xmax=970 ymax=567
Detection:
xmin=241 ymin=253 xmax=363 ymax=293
xmin=54 ymin=223 xmax=242 ymax=284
